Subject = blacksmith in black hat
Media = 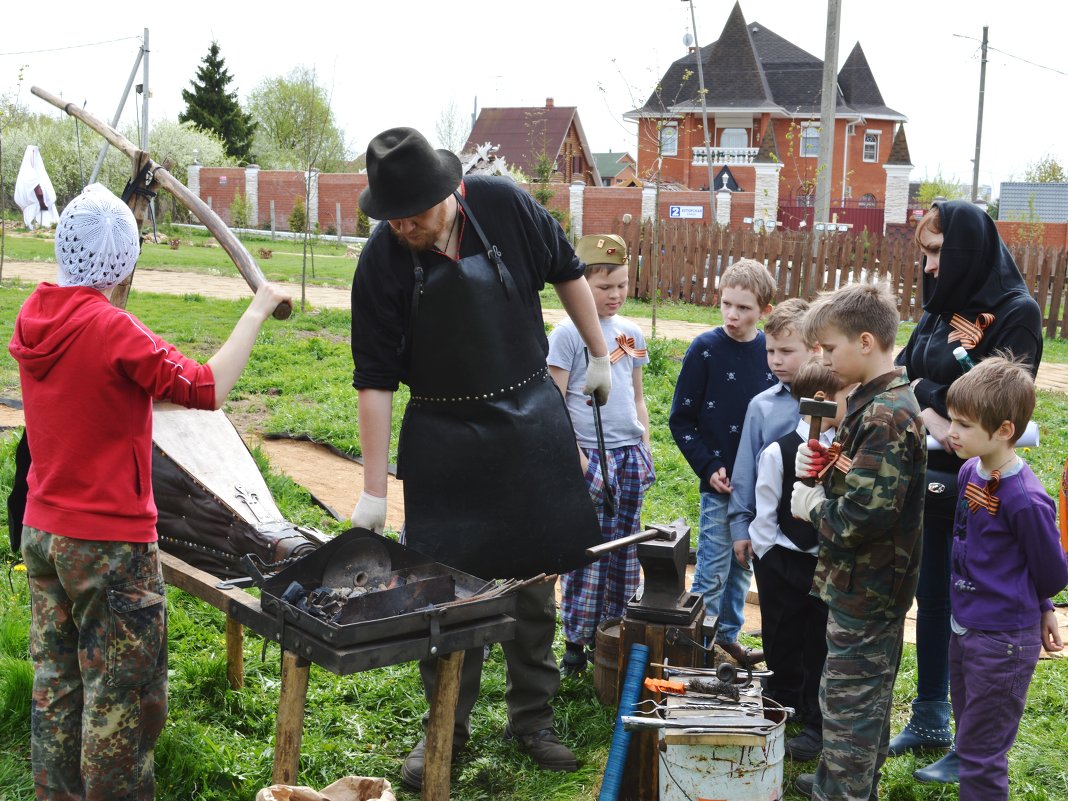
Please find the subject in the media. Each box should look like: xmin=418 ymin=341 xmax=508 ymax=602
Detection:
xmin=349 ymin=127 xmax=610 ymax=788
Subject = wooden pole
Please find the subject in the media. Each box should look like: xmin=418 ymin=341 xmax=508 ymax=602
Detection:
xmin=30 ymin=85 xmax=290 ymax=320
xmin=422 ymin=650 xmax=465 ymax=801
xmin=272 ymin=651 xmax=311 ymax=784
xmin=225 ymin=617 xmax=245 ymax=690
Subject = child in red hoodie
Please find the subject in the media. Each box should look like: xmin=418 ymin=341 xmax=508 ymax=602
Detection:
xmin=8 ymin=184 xmax=289 ymax=801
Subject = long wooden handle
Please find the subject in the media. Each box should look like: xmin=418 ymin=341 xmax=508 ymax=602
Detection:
xmin=31 ymin=85 xmax=291 ymax=320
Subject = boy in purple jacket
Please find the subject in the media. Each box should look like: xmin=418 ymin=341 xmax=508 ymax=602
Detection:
xmin=913 ymin=356 xmax=1067 ymax=797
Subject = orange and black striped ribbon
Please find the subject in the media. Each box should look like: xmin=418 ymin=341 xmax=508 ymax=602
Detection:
xmin=947 ymin=312 xmax=995 ymax=350
xmin=610 ymin=334 xmax=649 ymax=364
xmin=964 ymin=470 xmax=1001 ymax=516
xmin=816 ymin=442 xmax=854 ymax=480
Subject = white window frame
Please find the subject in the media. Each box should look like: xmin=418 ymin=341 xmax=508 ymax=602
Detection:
xmin=800 ymin=123 xmax=820 ymax=158
xmin=863 ymin=131 xmax=880 ymax=163
xmin=659 ymin=121 xmax=679 ymax=157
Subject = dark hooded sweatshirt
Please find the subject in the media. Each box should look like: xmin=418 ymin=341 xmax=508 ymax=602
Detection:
xmin=896 ymin=201 xmax=1042 ymax=474
xmin=8 ymin=284 xmax=216 ymax=542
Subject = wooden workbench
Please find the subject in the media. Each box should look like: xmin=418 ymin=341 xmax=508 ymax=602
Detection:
xmin=160 ymin=551 xmax=515 ymax=800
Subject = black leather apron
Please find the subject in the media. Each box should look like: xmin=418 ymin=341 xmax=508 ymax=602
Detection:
xmin=397 ymin=192 xmax=600 ymax=579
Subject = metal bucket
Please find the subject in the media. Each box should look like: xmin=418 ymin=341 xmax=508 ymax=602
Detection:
xmin=658 ymin=697 xmax=787 ymax=801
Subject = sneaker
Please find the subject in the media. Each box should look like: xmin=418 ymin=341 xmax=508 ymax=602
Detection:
xmin=399 ymin=736 xmax=466 ymax=790
xmin=785 ymin=726 xmax=823 ymax=761
xmin=561 ymin=642 xmax=588 ymax=676
xmin=504 ymin=725 xmax=579 ymax=772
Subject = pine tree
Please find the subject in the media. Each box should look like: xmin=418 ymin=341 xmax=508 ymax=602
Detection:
xmin=180 ymin=42 xmax=256 ymax=163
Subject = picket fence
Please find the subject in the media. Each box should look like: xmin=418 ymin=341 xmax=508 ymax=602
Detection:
xmin=611 ymin=219 xmax=1068 ymax=337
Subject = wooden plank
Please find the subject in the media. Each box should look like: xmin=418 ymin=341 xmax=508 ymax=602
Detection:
xmin=272 ymin=652 xmax=310 ymax=784
xmin=1046 ymin=249 xmax=1066 ymax=339
xmin=1036 ymin=248 xmax=1052 ymax=329
xmin=160 ymin=551 xmax=262 ymax=618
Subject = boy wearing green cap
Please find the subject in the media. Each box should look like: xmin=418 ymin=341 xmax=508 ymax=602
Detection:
xmin=547 ymin=234 xmax=656 ymax=674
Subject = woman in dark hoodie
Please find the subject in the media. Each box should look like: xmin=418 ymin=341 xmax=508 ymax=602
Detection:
xmin=890 ymin=201 xmax=1043 ymax=781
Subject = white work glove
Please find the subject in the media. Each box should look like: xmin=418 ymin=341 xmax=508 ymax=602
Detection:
xmin=795 ymin=439 xmax=828 ymax=481
xmin=350 ymin=491 xmax=387 ymax=534
xmin=791 ymin=481 xmax=826 ymax=522
xmin=583 ymin=353 xmax=612 ymax=407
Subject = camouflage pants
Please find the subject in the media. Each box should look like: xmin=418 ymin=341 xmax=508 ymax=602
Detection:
xmin=21 ymin=526 xmax=168 ymax=801
xmin=812 ymin=607 xmax=904 ymax=801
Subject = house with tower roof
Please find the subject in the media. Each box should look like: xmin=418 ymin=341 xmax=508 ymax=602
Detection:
xmin=624 ymin=1 xmax=913 ymax=230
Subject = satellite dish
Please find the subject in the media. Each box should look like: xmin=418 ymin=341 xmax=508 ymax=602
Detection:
xmin=683 ymin=31 xmax=694 ymax=48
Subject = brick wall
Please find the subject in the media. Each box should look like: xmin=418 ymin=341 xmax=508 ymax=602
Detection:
xmin=194 ymin=168 xmax=777 ymax=237
xmin=198 ymin=168 xmax=246 ymax=224
xmin=995 ymin=221 xmax=1068 ymax=250
xmin=582 ymin=187 xmax=642 ymax=233
xmin=317 ymin=174 xmax=368 ymax=235
xmin=257 ymin=172 xmax=308 ymax=230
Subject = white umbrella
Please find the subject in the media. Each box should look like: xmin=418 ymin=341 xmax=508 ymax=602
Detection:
xmin=14 ymin=145 xmax=59 ymax=228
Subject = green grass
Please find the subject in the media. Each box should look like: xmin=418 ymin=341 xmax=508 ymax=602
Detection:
xmin=0 ymin=285 xmax=1067 ymax=800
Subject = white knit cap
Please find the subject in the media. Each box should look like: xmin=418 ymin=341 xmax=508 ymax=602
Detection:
xmin=54 ymin=183 xmax=140 ymax=289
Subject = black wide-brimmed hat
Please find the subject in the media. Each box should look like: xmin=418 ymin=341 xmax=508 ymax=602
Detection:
xmin=359 ymin=127 xmax=462 ymax=220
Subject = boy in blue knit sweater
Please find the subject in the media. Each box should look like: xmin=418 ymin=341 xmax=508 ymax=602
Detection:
xmin=670 ymin=258 xmax=776 ymax=664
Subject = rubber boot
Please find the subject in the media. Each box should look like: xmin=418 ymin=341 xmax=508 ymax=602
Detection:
xmin=914 ymin=748 xmax=960 ymax=784
xmin=887 ymin=700 xmax=952 ymax=756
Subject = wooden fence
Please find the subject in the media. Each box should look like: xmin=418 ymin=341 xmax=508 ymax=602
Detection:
xmin=611 ymin=219 xmax=1068 ymax=337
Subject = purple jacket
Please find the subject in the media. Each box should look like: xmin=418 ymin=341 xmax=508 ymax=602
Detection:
xmin=951 ymin=458 xmax=1068 ymax=631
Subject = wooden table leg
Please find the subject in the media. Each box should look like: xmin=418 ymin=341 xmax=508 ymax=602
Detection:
xmin=225 ymin=616 xmax=245 ymax=690
xmin=272 ymin=651 xmax=310 ymax=784
xmin=422 ymin=650 xmax=465 ymax=801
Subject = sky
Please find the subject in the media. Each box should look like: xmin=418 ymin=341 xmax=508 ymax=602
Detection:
xmin=4 ymin=0 xmax=1068 ymax=199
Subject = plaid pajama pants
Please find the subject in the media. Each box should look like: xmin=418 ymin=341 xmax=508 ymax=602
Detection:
xmin=560 ymin=441 xmax=655 ymax=645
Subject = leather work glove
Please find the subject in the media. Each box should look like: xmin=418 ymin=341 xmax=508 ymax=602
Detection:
xmin=795 ymin=439 xmax=829 ymax=480
xmin=791 ymin=481 xmax=826 ymax=522
xmin=350 ymin=491 xmax=387 ymax=534
xmin=583 ymin=354 xmax=612 ymax=407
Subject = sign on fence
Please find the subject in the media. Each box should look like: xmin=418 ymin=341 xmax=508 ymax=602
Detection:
xmin=668 ymin=205 xmax=704 ymax=219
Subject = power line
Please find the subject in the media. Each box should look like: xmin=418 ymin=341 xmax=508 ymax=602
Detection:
xmin=952 ymin=33 xmax=1068 ymax=77
xmin=0 ymin=36 xmax=140 ymax=58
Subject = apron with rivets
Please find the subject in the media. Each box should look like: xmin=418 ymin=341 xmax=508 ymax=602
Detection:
xmin=398 ymin=191 xmax=600 ymax=579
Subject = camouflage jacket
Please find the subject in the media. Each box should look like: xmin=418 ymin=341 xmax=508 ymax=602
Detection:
xmin=806 ymin=368 xmax=925 ymax=619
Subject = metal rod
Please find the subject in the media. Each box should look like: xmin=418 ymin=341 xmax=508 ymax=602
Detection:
xmin=89 ymin=44 xmax=143 ymax=185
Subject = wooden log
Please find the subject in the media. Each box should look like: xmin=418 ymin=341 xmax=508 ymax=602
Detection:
xmin=30 ymin=85 xmax=290 ymax=320
xmin=423 ymin=650 xmax=465 ymax=801
xmin=273 ymin=651 xmax=311 ymax=784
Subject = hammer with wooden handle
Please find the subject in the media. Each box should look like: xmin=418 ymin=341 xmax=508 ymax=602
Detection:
xmin=797 ymin=391 xmax=839 ymax=486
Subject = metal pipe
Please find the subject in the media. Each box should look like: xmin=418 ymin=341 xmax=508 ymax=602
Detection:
xmin=88 ymin=43 xmax=143 ymax=185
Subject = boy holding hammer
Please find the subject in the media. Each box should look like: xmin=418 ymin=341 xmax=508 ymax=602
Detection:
xmin=790 ymin=281 xmax=926 ymax=801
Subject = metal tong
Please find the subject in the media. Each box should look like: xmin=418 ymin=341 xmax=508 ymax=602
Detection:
xmin=584 ymin=347 xmax=616 ymax=517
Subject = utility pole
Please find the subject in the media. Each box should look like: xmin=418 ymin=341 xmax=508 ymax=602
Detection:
xmin=682 ymin=0 xmax=716 ymax=221
xmin=814 ymin=0 xmax=841 ymax=226
xmin=971 ymin=26 xmax=988 ymax=202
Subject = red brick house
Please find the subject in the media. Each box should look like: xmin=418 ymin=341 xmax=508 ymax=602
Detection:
xmin=624 ymin=2 xmax=907 ymax=216
xmin=464 ymin=99 xmax=601 ymax=186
